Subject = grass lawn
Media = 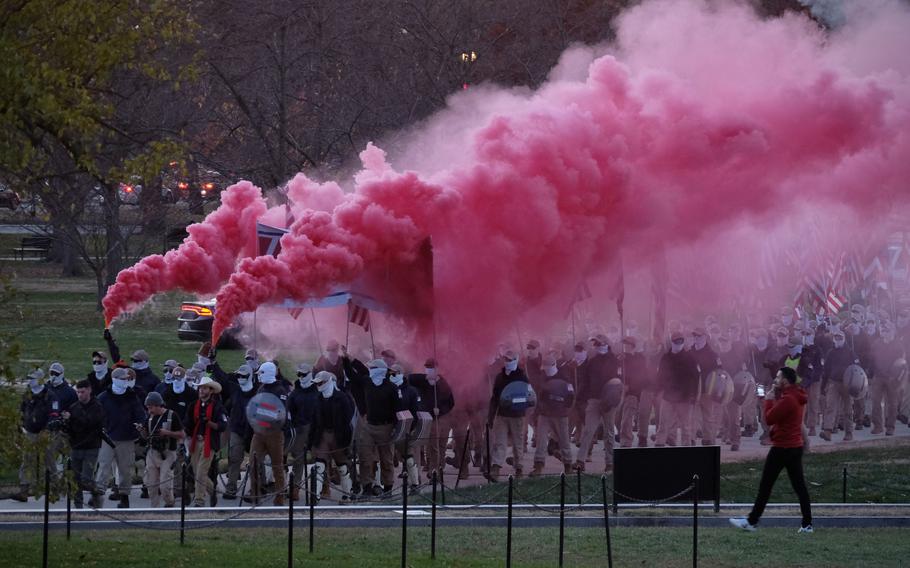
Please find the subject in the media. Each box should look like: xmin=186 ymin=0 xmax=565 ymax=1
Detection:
xmin=0 ymin=527 xmax=904 ymax=567
xmin=439 ymin=443 xmax=910 ymax=506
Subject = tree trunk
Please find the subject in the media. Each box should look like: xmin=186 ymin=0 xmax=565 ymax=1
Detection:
xmin=103 ymin=182 xmax=122 ymax=293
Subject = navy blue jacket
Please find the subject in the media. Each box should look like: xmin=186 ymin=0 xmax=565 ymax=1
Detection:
xmin=288 ymin=380 xmax=320 ymax=428
xmin=228 ymin=386 xmax=257 ymax=439
xmin=48 ymin=381 xmax=77 ymax=412
xmin=308 ymin=389 xmax=356 ymax=451
xmin=97 ymin=389 xmax=146 ymax=441
xmin=408 ymin=374 xmax=455 ymax=417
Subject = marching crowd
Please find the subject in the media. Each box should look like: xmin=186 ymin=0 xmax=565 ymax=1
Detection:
xmin=10 ymin=301 xmax=910 ymax=509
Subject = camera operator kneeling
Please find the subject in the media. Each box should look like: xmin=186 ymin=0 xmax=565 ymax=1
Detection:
xmin=139 ymin=392 xmax=185 ymax=507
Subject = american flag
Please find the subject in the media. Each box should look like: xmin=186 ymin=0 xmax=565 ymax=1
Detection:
xmin=349 ymin=302 xmax=371 ymax=332
xmin=257 ymin=222 xmax=289 ymax=257
xmin=825 ymin=252 xmax=847 ymax=314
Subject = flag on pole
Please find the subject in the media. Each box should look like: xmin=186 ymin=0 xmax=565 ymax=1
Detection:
xmin=349 ymin=302 xmax=371 ymax=332
xmin=612 ymin=263 xmax=625 ymax=323
xmin=288 ymin=307 xmax=304 ymax=320
xmin=257 ymin=222 xmax=289 ymax=257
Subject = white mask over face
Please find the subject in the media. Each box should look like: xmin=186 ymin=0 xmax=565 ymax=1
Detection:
xmin=390 ymin=373 xmax=404 ymax=386
xmin=573 ymin=351 xmax=587 ymax=365
xmin=49 ymin=374 xmax=64 ymax=387
xmin=28 ymin=379 xmax=43 ymax=394
xmin=297 ymin=373 xmax=313 ymax=389
xmin=754 ymin=337 xmax=768 ymax=351
xmin=425 ymin=368 xmax=438 ymax=380
xmin=504 ymin=359 xmax=519 ymax=373
xmin=172 ymin=378 xmax=186 ymax=394
xmin=93 ymin=363 xmax=108 ymax=375
xmin=112 ymin=379 xmax=129 ymax=395
xmin=544 ymin=365 xmax=558 ymax=377
xmin=317 ymin=380 xmax=334 ymax=398
xmin=132 ymin=361 xmax=149 ymax=371
xmin=197 ymin=355 xmax=210 ymax=368
xmin=597 ymin=345 xmax=610 ymax=355
xmin=163 ymin=372 xmax=173 ymax=384
xmin=671 ymin=341 xmax=684 ymax=354
xmin=369 ymin=367 xmax=387 ymax=386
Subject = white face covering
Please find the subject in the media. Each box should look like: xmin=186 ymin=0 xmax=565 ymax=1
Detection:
xmin=573 ymin=351 xmax=587 ymax=365
xmin=597 ymin=345 xmax=610 ymax=355
xmin=163 ymin=372 xmax=173 ymax=384
xmin=803 ymin=335 xmax=815 ymax=346
xmin=258 ymin=373 xmax=276 ymax=385
xmin=789 ymin=346 xmax=802 ymax=357
xmin=504 ymin=359 xmax=519 ymax=373
xmin=172 ymin=378 xmax=186 ymax=394
xmin=834 ymin=338 xmax=845 ymax=348
xmin=132 ymin=361 xmax=149 ymax=371
xmin=317 ymin=381 xmax=334 ymax=398
xmin=239 ymin=376 xmax=254 ymax=392
xmin=325 ymin=351 xmax=339 ymax=365
xmin=369 ymin=367 xmax=387 ymax=386
xmin=297 ymin=373 xmax=313 ymax=389
xmin=544 ymin=365 xmax=558 ymax=377
xmin=671 ymin=341 xmax=685 ymax=354
xmin=781 ymin=315 xmax=793 ymax=327
xmin=28 ymin=379 xmax=43 ymax=394
xmin=49 ymin=374 xmax=64 ymax=387
xmin=93 ymin=363 xmax=108 ymax=375
xmin=693 ymin=336 xmax=707 ymax=350
xmin=112 ymin=379 xmax=129 ymax=395
xmin=425 ymin=368 xmax=438 ymax=380
xmin=754 ymin=337 xmax=768 ymax=351
xmin=390 ymin=373 xmax=404 ymax=386
xmin=197 ymin=355 xmax=211 ymax=367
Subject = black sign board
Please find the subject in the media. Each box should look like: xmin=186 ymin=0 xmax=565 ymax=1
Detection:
xmin=613 ymin=446 xmax=721 ymax=512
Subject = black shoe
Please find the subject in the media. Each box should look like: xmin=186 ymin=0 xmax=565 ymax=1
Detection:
xmin=108 ymin=491 xmax=121 ymax=501
xmin=10 ymin=491 xmax=28 ymax=503
xmin=74 ymin=501 xmax=84 ymax=509
xmin=140 ymin=486 xmax=149 ymax=499
xmin=210 ymin=492 xmax=218 ymax=507
xmin=117 ymin=496 xmax=130 ymax=509
xmin=223 ymin=492 xmax=237 ymax=500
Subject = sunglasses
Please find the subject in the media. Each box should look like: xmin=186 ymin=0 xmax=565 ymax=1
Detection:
xmin=672 ymin=339 xmax=685 ymax=344
xmin=296 ymin=372 xmax=309 ymax=378
xmin=92 ymin=359 xmax=105 ymax=365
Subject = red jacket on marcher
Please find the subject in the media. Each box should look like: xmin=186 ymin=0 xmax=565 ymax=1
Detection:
xmin=763 ymin=384 xmax=808 ymax=448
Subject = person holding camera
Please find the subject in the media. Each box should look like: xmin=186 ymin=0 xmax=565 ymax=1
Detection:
xmin=62 ymin=380 xmax=105 ymax=508
xmin=139 ymin=391 xmax=185 ymax=508
xmin=730 ymin=366 xmax=813 ymax=534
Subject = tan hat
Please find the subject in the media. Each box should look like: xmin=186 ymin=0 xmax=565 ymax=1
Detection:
xmin=196 ymin=376 xmax=222 ymax=393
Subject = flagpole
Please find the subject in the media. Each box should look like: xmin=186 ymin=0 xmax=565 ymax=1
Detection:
xmin=253 ymin=309 xmax=258 ymax=351
xmin=310 ymin=308 xmax=322 ymax=355
xmin=345 ymin=301 xmax=351 ymax=350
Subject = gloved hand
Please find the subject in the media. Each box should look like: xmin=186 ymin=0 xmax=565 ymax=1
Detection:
xmin=103 ymin=329 xmax=113 ymax=342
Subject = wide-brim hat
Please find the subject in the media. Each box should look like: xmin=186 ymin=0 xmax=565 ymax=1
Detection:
xmin=196 ymin=376 xmax=222 ymax=393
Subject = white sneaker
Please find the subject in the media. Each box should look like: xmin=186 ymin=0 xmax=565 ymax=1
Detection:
xmin=729 ymin=517 xmax=757 ymax=532
xmin=797 ymin=525 xmax=814 ymax=534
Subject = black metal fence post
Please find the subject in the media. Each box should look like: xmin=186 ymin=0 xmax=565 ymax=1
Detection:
xmin=309 ymin=469 xmax=316 ymax=553
xmin=401 ymin=470 xmax=408 ymax=568
xmin=485 ymin=423 xmax=492 ymax=483
xmin=576 ymin=468 xmax=582 ymax=506
xmin=431 ymin=470 xmax=438 ymax=560
xmin=66 ymin=459 xmax=72 ymax=541
xmin=602 ymin=475 xmax=612 ymax=568
xmin=842 ymin=466 xmax=847 ymax=504
xmin=558 ymin=472 xmax=566 ymax=568
xmin=42 ymin=467 xmax=50 ymax=568
xmin=693 ymin=474 xmax=699 ymax=568
xmin=455 ymin=429 xmax=470 ymax=489
xmin=288 ymin=471 xmax=294 ymax=568
xmin=180 ymin=462 xmax=187 ymax=546
xmin=506 ymin=474 xmax=514 ymax=568
xmin=439 ymin=467 xmax=446 ymax=506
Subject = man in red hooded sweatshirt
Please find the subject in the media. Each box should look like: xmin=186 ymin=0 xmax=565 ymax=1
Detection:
xmin=730 ymin=366 xmax=813 ymax=533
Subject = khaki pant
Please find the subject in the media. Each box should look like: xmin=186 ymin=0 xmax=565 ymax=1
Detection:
xmin=425 ymin=414 xmax=452 ymax=473
xmin=900 ymin=373 xmax=910 ymax=418
xmin=533 ymin=415 xmax=573 ymax=465
xmin=452 ymin=413 xmax=484 ymax=475
xmin=636 ymin=388 xmax=661 ymax=445
xmin=722 ymin=401 xmax=742 ymax=446
xmin=250 ymin=430 xmax=285 ymax=499
xmin=288 ymin=425 xmax=311 ymax=490
xmin=655 ymin=401 xmax=693 ymax=447
xmin=804 ymin=382 xmax=822 ymax=432
xmin=358 ymin=422 xmax=394 ymax=487
xmin=619 ymin=394 xmax=640 ymax=447
xmin=577 ymin=400 xmax=618 ymax=467
xmin=492 ymin=415 xmax=525 ymax=470
xmin=189 ymin=443 xmax=215 ymax=506
xmin=144 ymin=448 xmax=177 ymax=507
xmin=226 ymin=431 xmax=247 ymax=495
xmin=822 ymin=383 xmax=854 ymax=434
xmin=699 ymin=400 xmax=720 ymax=445
xmin=95 ymin=439 xmax=136 ymax=494
xmin=742 ymin=387 xmax=758 ymax=430
xmin=870 ymin=378 xmax=900 ymax=433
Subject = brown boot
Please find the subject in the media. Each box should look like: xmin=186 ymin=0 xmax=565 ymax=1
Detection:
xmin=563 ymin=463 xmax=573 ymax=476
xmin=291 ymin=486 xmax=300 ymax=502
xmin=489 ymin=465 xmax=501 ymax=482
xmin=273 ymin=494 xmax=285 ymax=507
xmin=529 ymin=463 xmax=544 ymax=477
xmin=819 ymin=430 xmax=832 ymax=441
xmin=843 ymin=432 xmax=853 ymax=441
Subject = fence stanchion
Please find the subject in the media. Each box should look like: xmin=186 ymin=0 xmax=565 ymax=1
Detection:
xmin=842 ymin=466 xmax=847 ymax=504
xmin=485 ymin=423 xmax=492 ymax=484
xmin=288 ymin=471 xmax=294 ymax=568
xmin=42 ymin=467 xmax=50 ymax=568
xmin=66 ymin=459 xmax=72 ymax=541
xmin=439 ymin=467 xmax=446 ymax=506
xmin=576 ymin=468 xmax=582 ymax=506
xmin=431 ymin=470 xmax=438 ymax=560
xmin=401 ymin=470 xmax=409 ymax=568
xmin=180 ymin=462 xmax=187 ymax=546
xmin=558 ymin=472 xmax=566 ymax=568
xmin=692 ymin=475 xmax=699 ymax=568
xmin=309 ymin=468 xmax=316 ymax=553
xmin=602 ymin=475 xmax=612 ymax=568
xmin=506 ymin=474 xmax=514 ymax=568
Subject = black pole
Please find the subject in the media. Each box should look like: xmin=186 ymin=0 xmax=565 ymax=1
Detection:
xmin=431 ymin=470 xmax=438 ymax=560
xmin=558 ymin=472 xmax=566 ymax=568
xmin=842 ymin=466 xmax=847 ymax=504
xmin=576 ymin=468 xmax=582 ymax=506
xmin=485 ymin=423 xmax=493 ymax=483
xmin=506 ymin=474 xmax=514 ymax=568
xmin=66 ymin=459 xmax=72 ymax=541
xmin=439 ymin=466 xmax=446 ymax=506
xmin=693 ymin=475 xmax=699 ymax=568
xmin=602 ymin=475 xmax=612 ymax=568
xmin=309 ymin=468 xmax=316 ymax=553
xmin=401 ymin=469 xmax=408 ymax=568
xmin=180 ymin=462 xmax=187 ymax=546
xmin=288 ymin=471 xmax=294 ymax=568
xmin=42 ymin=467 xmax=49 ymax=568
